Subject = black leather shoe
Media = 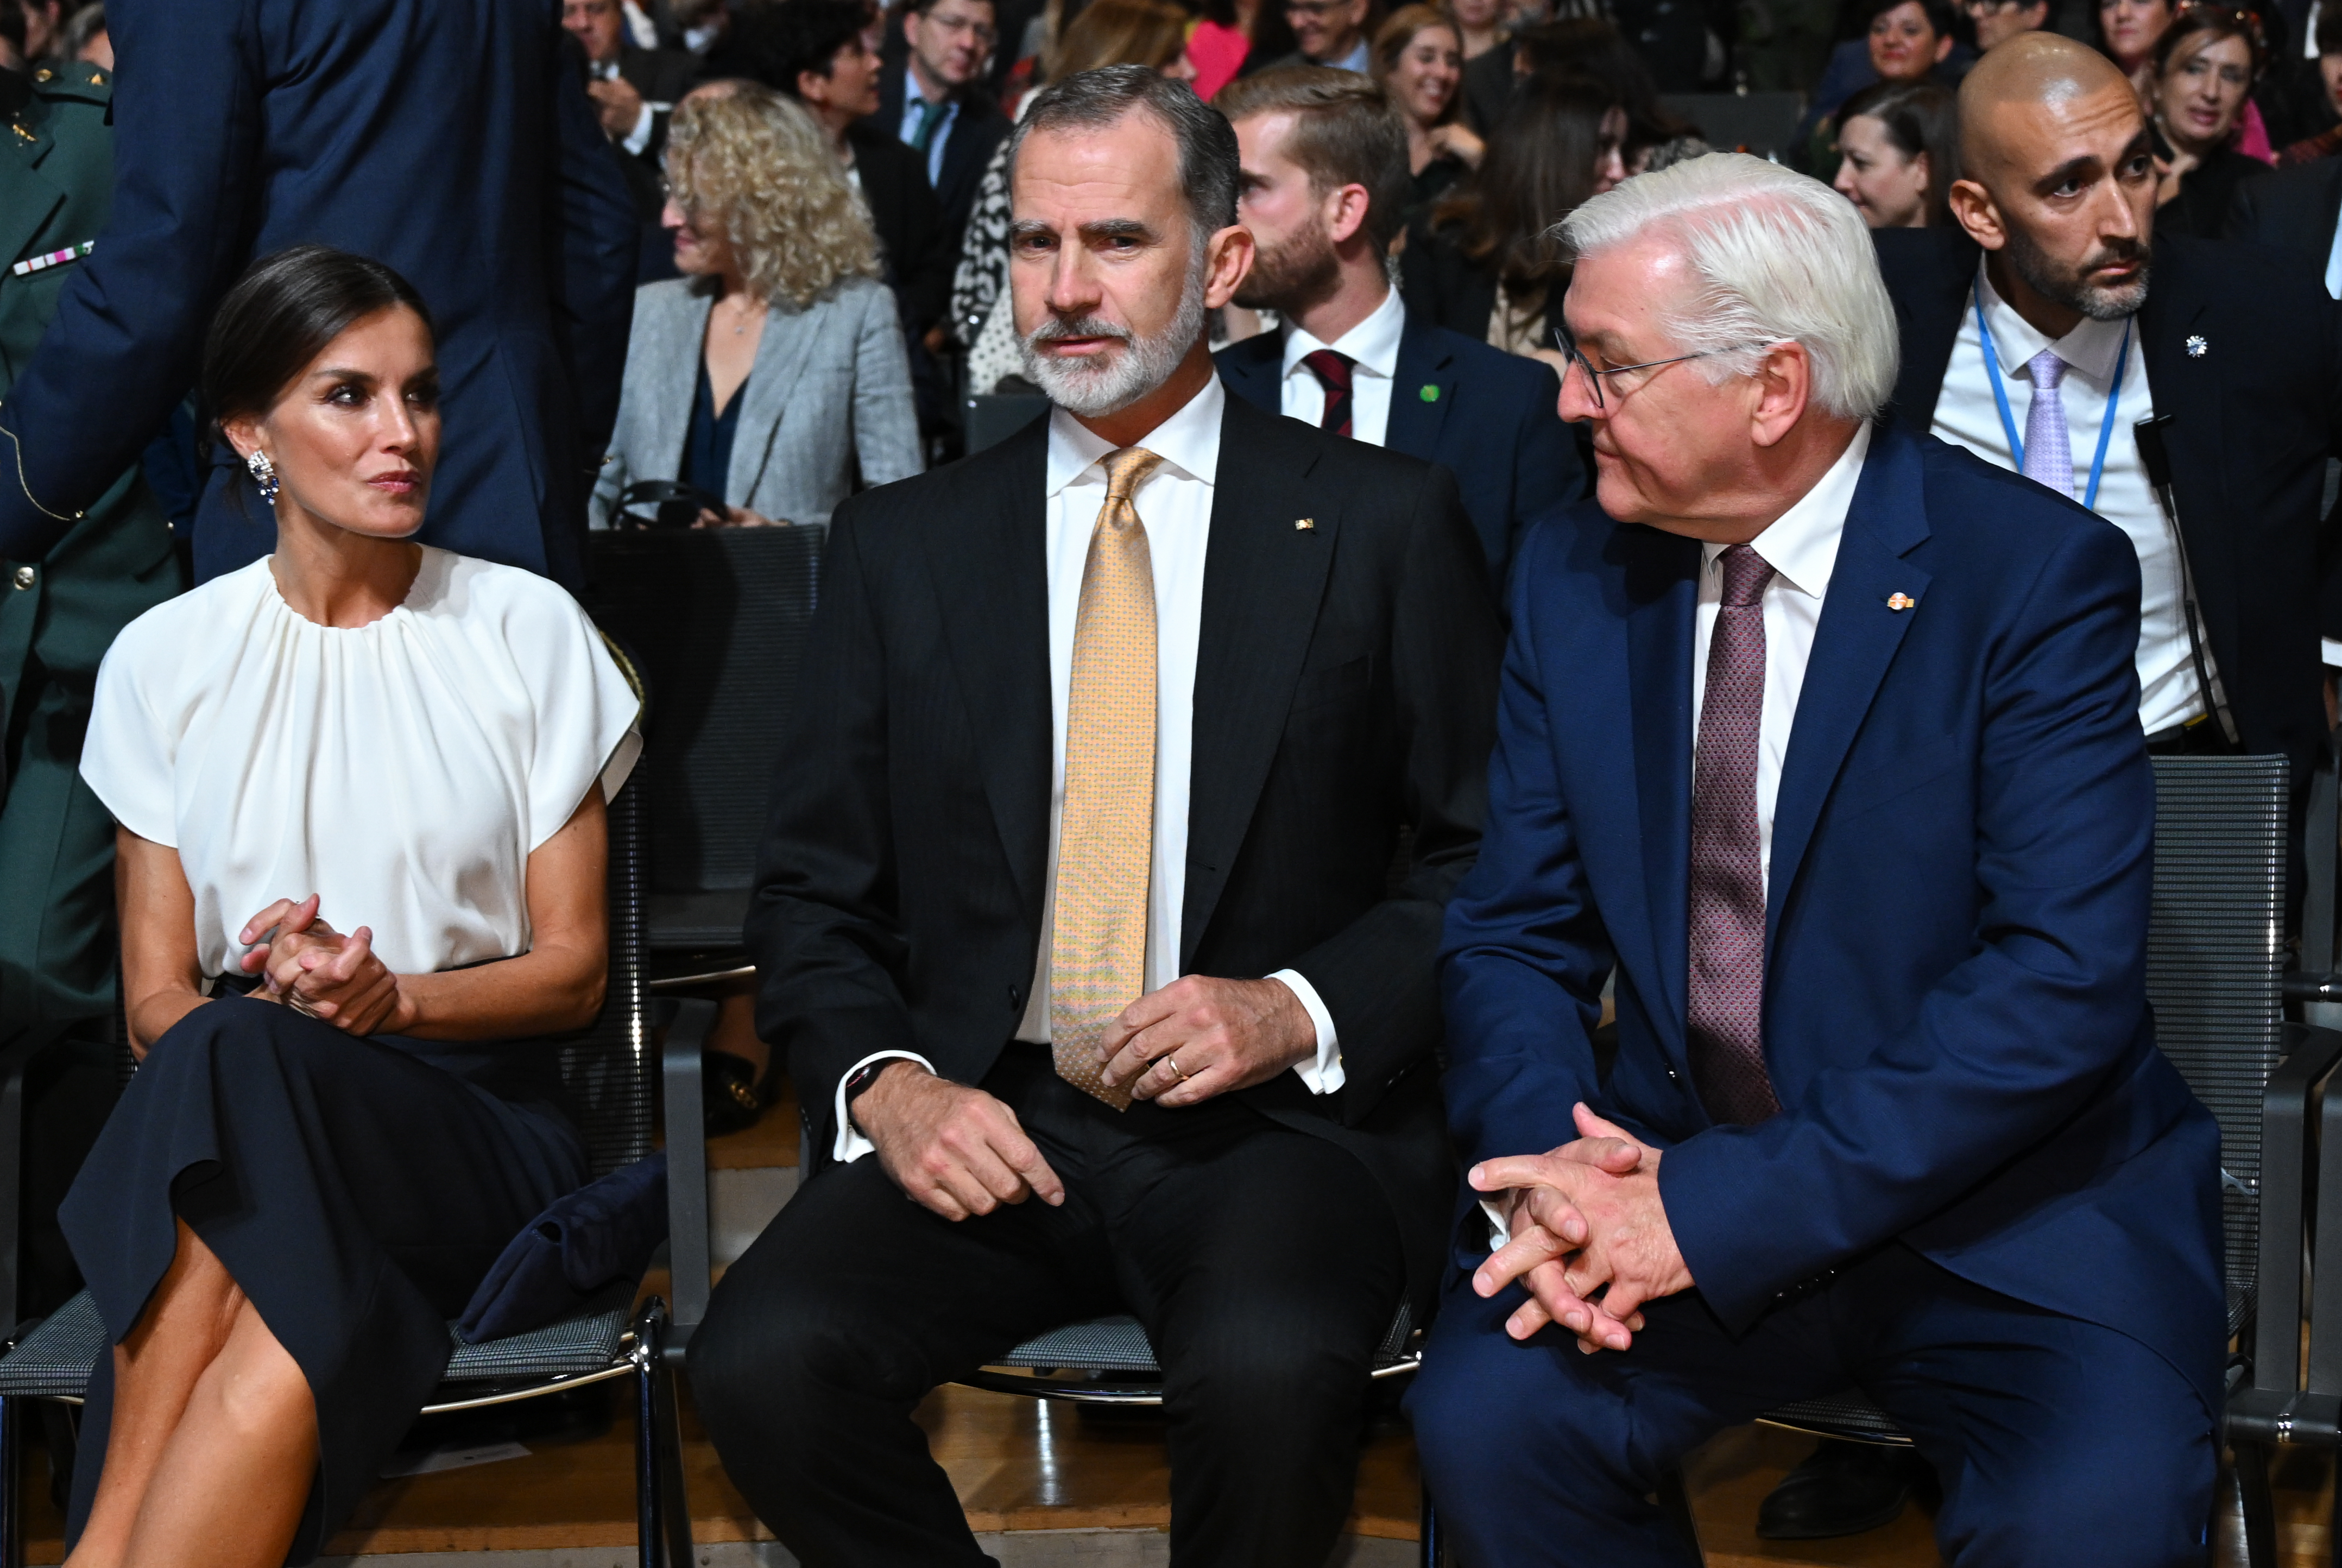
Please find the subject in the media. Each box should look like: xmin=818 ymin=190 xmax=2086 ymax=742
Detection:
xmin=1754 ymin=1438 xmax=1913 ymax=1540
xmin=703 ymin=1048 xmax=768 ymax=1137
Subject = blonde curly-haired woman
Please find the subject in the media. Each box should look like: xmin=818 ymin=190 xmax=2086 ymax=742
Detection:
xmin=593 ymin=83 xmax=924 ymax=534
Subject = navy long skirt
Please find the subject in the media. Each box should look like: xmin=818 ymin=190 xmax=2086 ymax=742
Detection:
xmin=56 ymin=995 xmax=590 ymax=1562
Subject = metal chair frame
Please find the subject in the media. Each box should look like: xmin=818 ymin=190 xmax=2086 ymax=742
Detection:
xmin=0 ymin=703 xmax=719 ymax=1568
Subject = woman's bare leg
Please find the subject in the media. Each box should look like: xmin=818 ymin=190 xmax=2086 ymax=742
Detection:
xmin=65 ymin=1219 xmax=245 ymax=1568
xmin=117 ymin=1292 xmax=313 ymax=1568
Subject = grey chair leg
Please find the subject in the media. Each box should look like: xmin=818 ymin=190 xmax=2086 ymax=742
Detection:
xmin=2234 ymin=1440 xmax=2277 ymax=1568
xmin=1418 ymin=1487 xmax=1438 ymax=1567
xmin=635 ymin=1331 xmax=662 ymax=1567
xmin=655 ymin=1355 xmax=693 ymax=1567
xmin=1657 ymin=1465 xmax=1701 ymax=1564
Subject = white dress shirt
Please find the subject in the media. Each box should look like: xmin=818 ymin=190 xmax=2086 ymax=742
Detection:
xmin=832 ymin=376 xmax=1344 ymax=1162
xmin=1691 ymin=422 xmax=1870 ymax=897
xmin=1277 ymin=284 xmax=1405 ymax=446
xmin=591 ymin=58 xmax=659 ymax=157
xmin=2322 ymin=198 xmax=2342 ymax=301
xmin=1929 ymin=262 xmax=2214 ymax=737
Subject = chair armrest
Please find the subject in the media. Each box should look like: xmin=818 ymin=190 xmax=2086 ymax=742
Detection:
xmin=661 ymin=997 xmax=718 ymax=1363
xmin=2246 ymin=1022 xmax=2342 ymax=1401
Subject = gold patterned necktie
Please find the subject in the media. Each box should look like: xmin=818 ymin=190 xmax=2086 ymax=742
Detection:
xmin=1051 ymin=446 xmax=1164 ymax=1110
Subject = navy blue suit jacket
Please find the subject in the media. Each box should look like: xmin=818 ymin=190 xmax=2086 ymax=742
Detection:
xmin=1215 ymin=311 xmax=1584 ymax=585
xmin=1440 ymin=420 xmax=2224 ymax=1412
xmin=0 ymin=0 xmax=639 ymax=591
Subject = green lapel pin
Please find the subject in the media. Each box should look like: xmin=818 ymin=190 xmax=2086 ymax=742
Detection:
xmin=1419 ymin=384 xmax=1441 ymax=402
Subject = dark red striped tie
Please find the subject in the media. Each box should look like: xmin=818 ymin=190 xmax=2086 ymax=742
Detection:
xmin=1687 ymin=543 xmax=1781 ymax=1125
xmin=1301 ymin=349 xmax=1355 ymax=439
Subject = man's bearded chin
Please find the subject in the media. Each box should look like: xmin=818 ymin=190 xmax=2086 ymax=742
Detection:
xmin=1233 ymin=219 xmax=1341 ymax=315
xmin=2005 ymin=223 xmax=2151 ymax=323
xmin=1020 ymin=261 xmax=1208 ymax=418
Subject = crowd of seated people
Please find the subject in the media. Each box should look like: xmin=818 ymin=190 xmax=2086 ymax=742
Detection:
xmin=9 ymin=0 xmax=2342 ymax=1563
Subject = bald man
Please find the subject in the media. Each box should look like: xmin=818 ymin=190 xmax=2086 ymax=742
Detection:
xmin=1875 ymin=33 xmax=2342 ymax=786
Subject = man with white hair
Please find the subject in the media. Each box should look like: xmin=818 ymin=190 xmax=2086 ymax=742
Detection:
xmin=1411 ymin=151 xmax=2222 ymax=1565
xmin=692 ymin=65 xmax=1503 ymax=1567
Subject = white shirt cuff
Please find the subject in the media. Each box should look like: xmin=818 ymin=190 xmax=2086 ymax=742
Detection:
xmin=831 ymin=1050 xmax=935 ymax=1163
xmin=1268 ymin=969 xmax=1343 ymax=1094
xmin=1480 ymin=1197 xmax=1512 ymax=1251
xmin=621 ymin=102 xmax=656 ymax=157
xmin=2321 ymin=637 xmax=2342 ymax=671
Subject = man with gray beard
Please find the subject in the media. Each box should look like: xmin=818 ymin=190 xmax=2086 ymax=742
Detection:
xmin=1876 ymin=32 xmax=2342 ymax=778
xmin=691 ymin=65 xmax=1501 ymax=1567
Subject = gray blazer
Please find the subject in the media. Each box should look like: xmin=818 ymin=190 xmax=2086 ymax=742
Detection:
xmin=591 ymin=274 xmax=923 ymax=531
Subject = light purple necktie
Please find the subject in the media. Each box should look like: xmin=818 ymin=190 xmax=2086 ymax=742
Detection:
xmin=1688 ymin=544 xmax=1782 ymax=1126
xmin=2021 ymin=349 xmax=2073 ymax=498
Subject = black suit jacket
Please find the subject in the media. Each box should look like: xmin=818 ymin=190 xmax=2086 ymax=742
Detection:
xmin=0 ymin=0 xmax=639 ymax=586
xmin=874 ymin=62 xmax=1012 ymax=257
xmin=1874 ymin=226 xmax=2342 ymax=779
xmin=2227 ymin=155 xmax=2342 ymax=278
xmin=744 ymin=388 xmax=1505 ymax=1305
xmin=1460 ymin=42 xmax=1517 ymax=135
xmin=848 ymin=122 xmax=953 ymax=336
xmin=1214 ymin=311 xmax=1585 ymax=585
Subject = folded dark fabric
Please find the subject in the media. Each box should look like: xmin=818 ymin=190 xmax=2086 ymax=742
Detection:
xmin=455 ymin=1150 xmax=668 ymax=1343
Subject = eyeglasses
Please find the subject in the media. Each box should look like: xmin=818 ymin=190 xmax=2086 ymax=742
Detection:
xmin=1550 ymin=324 xmax=1770 ymax=410
xmin=924 ymin=12 xmax=1000 ymax=43
xmin=1961 ymin=0 xmax=2019 ymax=15
xmin=1284 ymin=1 xmax=1351 ymax=18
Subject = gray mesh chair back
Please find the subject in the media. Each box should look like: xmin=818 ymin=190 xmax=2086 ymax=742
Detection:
xmin=583 ymin=527 xmax=820 ymax=953
xmin=2147 ymin=756 xmax=2288 ymax=1328
xmin=1749 ymin=757 xmax=2293 ymax=1463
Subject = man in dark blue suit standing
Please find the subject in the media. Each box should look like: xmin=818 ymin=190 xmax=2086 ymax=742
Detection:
xmin=1409 ymin=151 xmax=2223 ymax=1566
xmin=0 ymin=0 xmax=639 ymax=590
xmin=1211 ymin=68 xmax=1582 ymax=587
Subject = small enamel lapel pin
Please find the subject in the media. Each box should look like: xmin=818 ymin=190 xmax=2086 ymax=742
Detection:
xmin=1887 ymin=592 xmax=1916 ymax=611
xmin=1295 ymin=518 xmax=1315 ymax=531
xmin=2186 ymin=334 xmax=2208 ymax=358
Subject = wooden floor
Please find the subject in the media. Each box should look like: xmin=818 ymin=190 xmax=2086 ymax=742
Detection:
xmin=18 ymin=1379 xmax=2339 ymax=1565
xmin=16 ymin=1085 xmax=2336 ymax=1564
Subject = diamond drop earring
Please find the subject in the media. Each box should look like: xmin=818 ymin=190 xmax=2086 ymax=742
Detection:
xmin=245 ymin=448 xmax=280 ymax=505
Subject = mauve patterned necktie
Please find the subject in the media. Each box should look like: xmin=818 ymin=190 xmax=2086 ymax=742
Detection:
xmin=1688 ymin=543 xmax=1782 ymax=1126
xmin=2021 ymin=349 xmax=2072 ymax=498
xmin=1050 ymin=447 xmax=1164 ymax=1111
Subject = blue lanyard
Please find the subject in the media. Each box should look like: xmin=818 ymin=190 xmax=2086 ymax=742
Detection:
xmin=1972 ymin=281 xmax=2130 ymax=514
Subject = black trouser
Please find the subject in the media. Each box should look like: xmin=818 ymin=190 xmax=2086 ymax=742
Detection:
xmin=689 ymin=1043 xmax=1407 ymax=1568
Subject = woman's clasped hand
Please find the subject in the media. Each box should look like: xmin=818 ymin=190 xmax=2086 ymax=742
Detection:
xmin=236 ymin=893 xmax=412 ymax=1034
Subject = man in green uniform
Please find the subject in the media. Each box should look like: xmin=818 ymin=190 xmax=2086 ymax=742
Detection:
xmin=1 ymin=58 xmax=175 ymax=1316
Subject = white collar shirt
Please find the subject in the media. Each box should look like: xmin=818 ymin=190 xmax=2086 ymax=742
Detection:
xmin=1691 ymin=420 xmax=1870 ymax=899
xmin=1927 ymin=261 xmax=2210 ymax=736
xmin=1315 ymin=36 xmax=1372 ymax=71
xmin=1277 ymin=283 xmax=1405 ymax=446
xmin=831 ymin=376 xmax=1343 ymax=1161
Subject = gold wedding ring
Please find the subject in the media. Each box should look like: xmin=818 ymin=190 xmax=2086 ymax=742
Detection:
xmin=1164 ymin=1053 xmax=1187 ymax=1082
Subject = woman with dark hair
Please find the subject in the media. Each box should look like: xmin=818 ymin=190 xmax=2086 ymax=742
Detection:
xmin=1794 ymin=0 xmax=1960 ymax=172
xmin=1449 ymin=0 xmax=1503 ymax=58
xmin=1831 ymin=78 xmax=1959 ymax=226
xmin=1400 ymin=70 xmax=1624 ymax=359
xmin=2097 ymin=0 xmax=2179 ymax=99
xmin=1377 ymin=6 xmax=1485 ymax=215
xmin=2148 ymin=1 xmax=2272 ymax=231
xmin=60 ymin=244 xmax=637 ymax=1566
xmin=1513 ymin=17 xmax=1691 ymax=168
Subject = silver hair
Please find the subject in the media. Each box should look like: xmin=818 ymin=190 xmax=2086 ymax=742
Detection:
xmin=1556 ymin=153 xmax=1899 ymax=423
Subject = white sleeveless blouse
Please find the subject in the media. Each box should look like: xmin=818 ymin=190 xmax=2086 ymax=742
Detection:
xmin=81 ymin=549 xmax=642 ymax=981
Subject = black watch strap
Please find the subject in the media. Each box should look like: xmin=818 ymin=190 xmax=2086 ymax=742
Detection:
xmin=841 ymin=1059 xmax=896 ymax=1132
